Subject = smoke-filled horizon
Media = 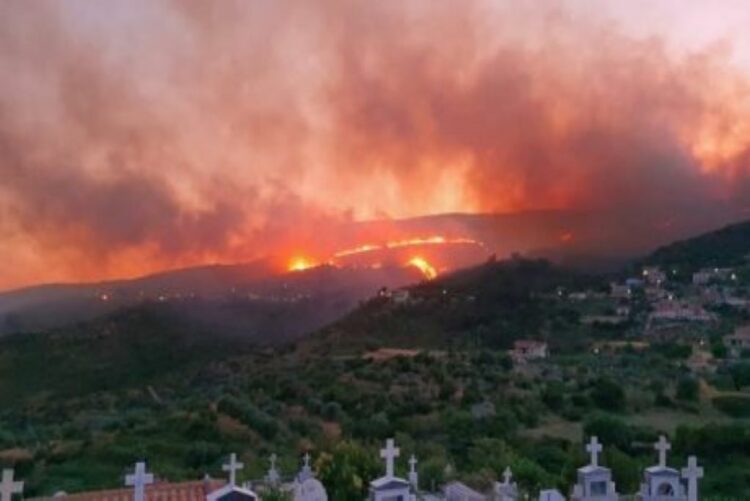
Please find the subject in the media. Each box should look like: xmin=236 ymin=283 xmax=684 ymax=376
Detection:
xmin=2 ymin=0 xmax=750 ymax=290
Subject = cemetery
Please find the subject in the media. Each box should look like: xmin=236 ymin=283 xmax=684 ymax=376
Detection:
xmin=1 ymin=436 xmax=703 ymax=501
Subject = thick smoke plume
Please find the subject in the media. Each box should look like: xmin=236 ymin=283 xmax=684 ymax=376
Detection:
xmin=1 ymin=0 xmax=749 ymax=289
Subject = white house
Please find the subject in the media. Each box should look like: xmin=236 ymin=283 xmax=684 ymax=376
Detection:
xmin=724 ymin=325 xmax=750 ymax=357
xmin=511 ymin=340 xmax=548 ymax=361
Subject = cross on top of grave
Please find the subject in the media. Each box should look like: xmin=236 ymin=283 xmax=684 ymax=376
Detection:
xmin=0 ymin=469 xmax=23 ymax=501
xmin=502 ymin=467 xmax=513 ymax=485
xmin=380 ymin=439 xmax=400 ymax=478
xmin=655 ymin=436 xmax=671 ymax=468
xmin=267 ymin=453 xmax=281 ymax=485
xmin=125 ymin=462 xmax=154 ymax=501
xmin=222 ymin=453 xmax=244 ymax=486
xmin=586 ymin=436 xmax=603 ymax=467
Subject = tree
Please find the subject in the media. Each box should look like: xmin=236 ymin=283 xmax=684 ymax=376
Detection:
xmin=317 ymin=441 xmax=380 ymax=501
xmin=583 ymin=415 xmax=633 ymax=452
xmin=676 ymin=377 xmax=700 ymax=402
xmin=590 ymin=378 xmax=626 ymax=412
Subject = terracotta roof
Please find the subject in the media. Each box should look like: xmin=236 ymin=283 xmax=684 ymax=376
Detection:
xmin=33 ymin=479 xmax=227 ymax=501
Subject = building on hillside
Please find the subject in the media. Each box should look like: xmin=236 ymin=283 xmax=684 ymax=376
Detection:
xmin=568 ymin=291 xmax=589 ymax=301
xmin=609 ymin=283 xmax=631 ymax=299
xmin=625 ymin=277 xmax=645 ymax=289
xmin=692 ymin=267 xmax=734 ymax=285
xmin=724 ymin=325 xmax=750 ymax=357
xmin=643 ymin=267 xmax=667 ymax=286
xmin=645 ymin=287 xmax=669 ymax=301
xmin=511 ymin=340 xmax=548 ymax=362
xmin=649 ymin=301 xmax=714 ymax=323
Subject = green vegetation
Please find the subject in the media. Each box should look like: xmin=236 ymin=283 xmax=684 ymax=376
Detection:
xmin=0 ymin=258 xmax=748 ymax=498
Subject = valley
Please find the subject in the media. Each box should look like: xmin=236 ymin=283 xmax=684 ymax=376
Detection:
xmin=0 ymin=222 xmax=750 ymax=497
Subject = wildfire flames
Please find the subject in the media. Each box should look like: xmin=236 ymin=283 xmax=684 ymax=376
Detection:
xmin=288 ymin=257 xmax=318 ymax=272
xmin=407 ymin=256 xmax=438 ymax=280
xmin=286 ymin=235 xmax=484 ymax=278
xmin=333 ymin=236 xmax=484 ymax=259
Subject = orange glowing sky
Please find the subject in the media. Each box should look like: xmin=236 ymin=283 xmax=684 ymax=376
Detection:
xmin=2 ymin=0 xmax=750 ymax=290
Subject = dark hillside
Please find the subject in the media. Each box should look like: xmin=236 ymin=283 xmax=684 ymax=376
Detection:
xmin=644 ymin=220 xmax=750 ymax=273
xmin=0 ymin=304 xmax=249 ymax=406
xmin=305 ymin=258 xmax=601 ymax=354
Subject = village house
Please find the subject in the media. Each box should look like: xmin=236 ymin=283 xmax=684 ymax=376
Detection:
xmin=625 ymin=277 xmax=645 ymax=289
xmin=692 ymin=267 xmax=735 ymax=286
xmin=643 ymin=266 xmax=667 ymax=286
xmin=511 ymin=340 xmax=548 ymax=362
xmin=649 ymin=300 xmax=714 ymax=323
xmin=609 ymin=283 xmax=631 ymax=300
xmin=724 ymin=325 xmax=750 ymax=357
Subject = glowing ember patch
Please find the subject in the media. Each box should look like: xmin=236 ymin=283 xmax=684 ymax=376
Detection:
xmin=407 ymin=256 xmax=437 ymax=280
xmin=333 ymin=244 xmax=381 ymax=258
xmin=332 ymin=236 xmax=485 ymax=260
xmin=560 ymin=232 xmax=574 ymax=243
xmin=288 ymin=257 xmax=317 ymax=272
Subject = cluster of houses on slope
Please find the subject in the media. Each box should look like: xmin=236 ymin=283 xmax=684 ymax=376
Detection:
xmin=565 ymin=264 xmax=750 ymax=341
xmin=4 ymin=436 xmax=704 ymax=501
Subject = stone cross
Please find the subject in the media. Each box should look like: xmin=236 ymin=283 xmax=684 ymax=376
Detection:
xmin=380 ymin=438 xmax=400 ymax=478
xmin=298 ymin=452 xmax=314 ymax=482
xmin=408 ymin=455 xmax=418 ymax=489
xmin=267 ymin=453 xmax=280 ymax=485
xmin=586 ymin=436 xmax=602 ymax=467
xmin=0 ymin=469 xmax=23 ymax=501
xmin=681 ymin=456 xmax=703 ymax=501
xmin=222 ymin=453 xmax=244 ymax=487
xmin=502 ymin=467 xmax=513 ymax=485
xmin=125 ymin=462 xmax=154 ymax=501
xmin=654 ymin=436 xmax=671 ymax=468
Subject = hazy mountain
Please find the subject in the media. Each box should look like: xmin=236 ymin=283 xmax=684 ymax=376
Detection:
xmin=0 ymin=262 xmax=425 ymax=337
xmin=1 ymin=208 xmax=741 ymax=336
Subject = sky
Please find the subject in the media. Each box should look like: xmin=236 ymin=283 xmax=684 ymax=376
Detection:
xmin=1 ymin=0 xmax=750 ymax=290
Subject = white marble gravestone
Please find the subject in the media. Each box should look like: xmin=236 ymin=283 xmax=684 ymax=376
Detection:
xmin=570 ymin=436 xmax=618 ymax=500
xmin=494 ymin=467 xmax=518 ymax=501
xmin=369 ymin=438 xmax=413 ymax=501
xmin=638 ymin=436 xmax=687 ymax=500
xmin=292 ymin=453 xmax=328 ymax=501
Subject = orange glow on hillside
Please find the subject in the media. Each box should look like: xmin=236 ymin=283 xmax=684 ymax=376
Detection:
xmin=407 ymin=256 xmax=438 ymax=280
xmin=333 ymin=236 xmax=484 ymax=260
xmin=288 ymin=257 xmax=318 ymax=272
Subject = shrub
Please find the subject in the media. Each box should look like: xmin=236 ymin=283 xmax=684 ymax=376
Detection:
xmin=675 ymin=377 xmax=699 ymax=402
xmin=712 ymin=396 xmax=750 ymax=417
xmin=590 ymin=379 xmax=626 ymax=412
